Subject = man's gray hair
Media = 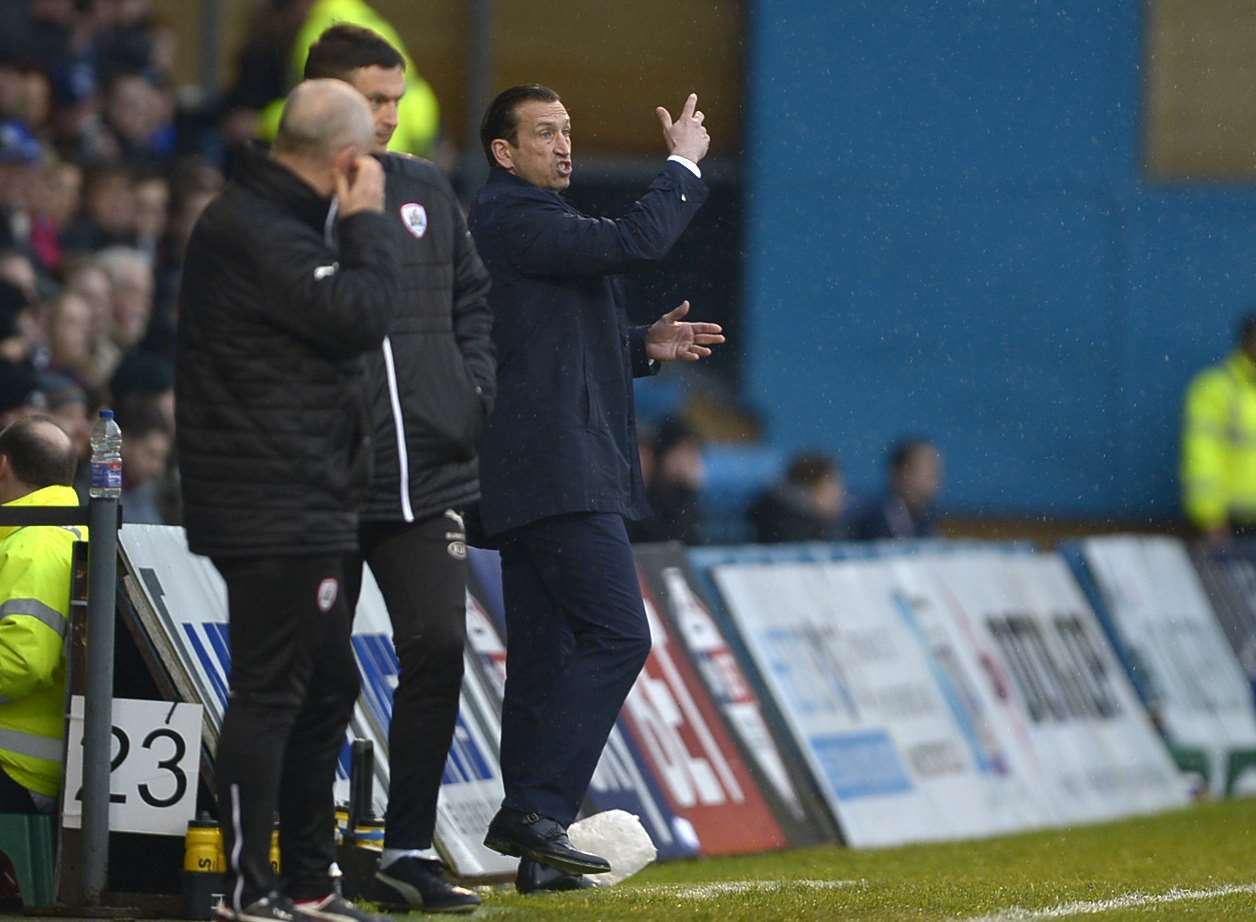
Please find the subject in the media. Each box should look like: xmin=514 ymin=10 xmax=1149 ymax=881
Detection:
xmin=275 ymin=79 xmax=374 ymax=159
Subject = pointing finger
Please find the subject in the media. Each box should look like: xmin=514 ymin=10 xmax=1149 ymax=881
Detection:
xmin=681 ymin=93 xmax=698 ymax=119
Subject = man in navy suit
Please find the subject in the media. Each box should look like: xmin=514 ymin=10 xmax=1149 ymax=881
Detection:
xmin=468 ymin=84 xmax=721 ymax=890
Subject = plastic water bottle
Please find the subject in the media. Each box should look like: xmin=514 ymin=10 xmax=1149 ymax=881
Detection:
xmin=89 ymin=409 xmax=123 ymax=499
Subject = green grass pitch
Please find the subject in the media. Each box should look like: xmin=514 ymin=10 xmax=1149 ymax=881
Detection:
xmin=460 ymin=798 xmax=1256 ymax=921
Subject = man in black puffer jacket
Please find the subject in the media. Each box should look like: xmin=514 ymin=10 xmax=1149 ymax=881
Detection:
xmin=177 ymin=81 xmax=399 ymax=922
xmin=302 ymin=27 xmax=492 ymax=915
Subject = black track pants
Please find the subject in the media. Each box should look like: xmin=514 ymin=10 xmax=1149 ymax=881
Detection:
xmin=213 ymin=555 xmax=359 ymax=908
xmin=344 ymin=512 xmax=468 ymax=850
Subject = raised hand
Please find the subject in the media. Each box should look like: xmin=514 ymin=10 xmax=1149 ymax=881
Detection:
xmin=646 ymin=300 xmax=725 ymax=362
xmin=655 ymin=93 xmax=710 ymax=163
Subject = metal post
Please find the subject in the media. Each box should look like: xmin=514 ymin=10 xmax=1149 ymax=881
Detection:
xmin=80 ymin=495 xmax=120 ymax=905
xmin=200 ymin=0 xmax=223 ymax=92
xmin=461 ymin=0 xmax=494 ymax=196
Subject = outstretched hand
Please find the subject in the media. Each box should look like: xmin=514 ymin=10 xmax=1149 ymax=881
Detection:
xmin=646 ymin=300 xmax=725 ymax=362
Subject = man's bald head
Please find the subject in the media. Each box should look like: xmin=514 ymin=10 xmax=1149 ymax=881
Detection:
xmin=0 ymin=415 xmax=76 ymax=491
xmin=274 ymin=79 xmax=375 ymax=162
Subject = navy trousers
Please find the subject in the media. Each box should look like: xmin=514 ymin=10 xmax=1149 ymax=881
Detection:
xmin=497 ymin=513 xmax=652 ymax=826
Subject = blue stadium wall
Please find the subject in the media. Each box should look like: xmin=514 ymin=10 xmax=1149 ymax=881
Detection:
xmin=745 ymin=1 xmax=1256 ymax=519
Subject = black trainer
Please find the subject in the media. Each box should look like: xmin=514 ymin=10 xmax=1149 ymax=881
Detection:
xmin=483 ymin=808 xmax=611 ymax=877
xmin=293 ymin=893 xmax=393 ymax=922
xmin=369 ymin=857 xmax=481 ymax=914
xmin=515 ymin=858 xmax=596 ymax=894
xmin=215 ymin=893 xmax=319 ymax=922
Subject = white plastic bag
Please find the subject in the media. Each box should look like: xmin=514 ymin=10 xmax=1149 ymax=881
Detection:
xmin=567 ymin=809 xmax=657 ymax=887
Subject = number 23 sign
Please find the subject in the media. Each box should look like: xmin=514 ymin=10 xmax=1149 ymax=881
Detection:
xmin=62 ymin=696 xmax=203 ymax=837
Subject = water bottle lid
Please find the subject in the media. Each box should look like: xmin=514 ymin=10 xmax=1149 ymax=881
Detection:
xmin=99 ymin=409 xmax=114 ymax=420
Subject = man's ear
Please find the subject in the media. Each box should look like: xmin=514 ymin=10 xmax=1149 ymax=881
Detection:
xmin=333 ymin=145 xmax=358 ymax=178
xmin=491 ymin=139 xmax=514 ymax=171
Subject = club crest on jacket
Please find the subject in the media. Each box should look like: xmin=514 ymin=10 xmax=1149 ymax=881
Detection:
xmin=400 ymin=202 xmax=428 ymax=239
xmin=317 ymin=577 xmax=339 ymax=612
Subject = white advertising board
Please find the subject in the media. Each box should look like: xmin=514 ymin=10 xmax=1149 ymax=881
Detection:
xmin=710 ymin=551 xmax=1188 ymax=847
xmin=921 ymin=553 xmax=1186 ymax=820
xmin=712 ymin=559 xmax=964 ymax=845
xmin=1079 ymin=535 xmax=1256 ymax=794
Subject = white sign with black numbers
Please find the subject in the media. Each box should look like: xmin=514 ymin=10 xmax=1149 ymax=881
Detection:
xmin=61 ymin=696 xmax=202 ymax=837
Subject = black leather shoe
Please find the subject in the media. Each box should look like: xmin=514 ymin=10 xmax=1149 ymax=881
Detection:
xmin=483 ymin=809 xmax=611 ymax=876
xmin=515 ymin=858 xmax=596 ymax=894
xmin=368 ymin=857 xmax=481 ymax=914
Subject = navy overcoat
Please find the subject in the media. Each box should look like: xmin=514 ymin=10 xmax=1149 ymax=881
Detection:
xmin=468 ymin=161 xmax=708 ymax=537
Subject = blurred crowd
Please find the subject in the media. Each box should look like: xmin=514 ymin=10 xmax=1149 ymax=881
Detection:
xmin=0 ymin=0 xmax=229 ymax=523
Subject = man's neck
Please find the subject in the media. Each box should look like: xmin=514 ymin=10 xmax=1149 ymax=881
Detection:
xmin=0 ymin=481 xmax=35 ymax=505
xmin=271 ymin=151 xmax=333 ymax=198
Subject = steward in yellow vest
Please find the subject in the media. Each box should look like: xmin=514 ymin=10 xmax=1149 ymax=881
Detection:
xmin=1182 ymin=315 xmax=1256 ymax=540
xmin=258 ymin=0 xmax=441 ymax=157
xmin=0 ymin=417 xmax=82 ymax=812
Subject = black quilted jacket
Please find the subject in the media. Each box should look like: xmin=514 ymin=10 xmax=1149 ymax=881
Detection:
xmin=175 ymin=146 xmax=399 ymax=558
xmin=360 ymin=154 xmax=494 ymax=524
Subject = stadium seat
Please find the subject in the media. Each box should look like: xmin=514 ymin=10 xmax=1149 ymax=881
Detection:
xmin=699 ymin=445 xmax=786 ymax=544
xmin=0 ymin=813 xmax=56 ymax=907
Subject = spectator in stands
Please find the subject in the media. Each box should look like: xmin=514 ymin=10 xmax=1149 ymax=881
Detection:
xmin=0 ymin=252 xmax=38 ymax=304
xmin=120 ymin=408 xmax=171 ymax=524
xmin=94 ymin=0 xmax=172 ymax=80
xmin=1182 ymin=313 xmax=1256 ymax=542
xmin=0 ymin=415 xmax=80 ymax=813
xmin=0 ymin=121 xmax=42 ymax=253
xmin=37 ymin=372 xmax=90 ymax=474
xmin=95 ymin=246 xmax=153 ymax=372
xmin=45 ymin=291 xmax=94 ymax=388
xmin=62 ymin=164 xmax=136 ymax=252
xmin=102 ymin=71 xmax=174 ymax=166
xmin=852 ymin=438 xmax=943 ymax=541
xmin=631 ymin=417 xmax=706 ymax=545
xmin=132 ymin=168 xmax=168 ymax=258
xmin=0 ymin=361 xmax=44 ymax=429
xmin=0 ymin=281 xmax=35 ymax=365
xmin=749 ymin=452 xmax=846 ymax=544
xmin=29 ymin=156 xmax=82 ymax=273
xmin=111 ymin=350 xmax=173 ymax=435
xmin=63 ymin=259 xmax=113 ymax=387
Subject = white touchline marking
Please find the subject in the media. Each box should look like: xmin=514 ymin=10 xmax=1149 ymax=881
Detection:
xmin=608 ymin=879 xmax=865 ymax=899
xmin=960 ymin=882 xmax=1256 ymax=921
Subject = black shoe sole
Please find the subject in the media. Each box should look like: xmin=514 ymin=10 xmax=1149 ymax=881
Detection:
xmin=368 ymin=880 xmax=481 ymax=916
xmin=516 ymin=879 xmax=596 ymax=895
xmin=482 ymin=833 xmax=611 ymax=877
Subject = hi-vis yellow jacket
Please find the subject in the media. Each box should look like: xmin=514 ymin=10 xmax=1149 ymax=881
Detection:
xmin=258 ymin=0 xmax=441 ymax=157
xmin=0 ymin=485 xmax=84 ymax=799
xmin=1182 ymin=352 xmax=1256 ymax=529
